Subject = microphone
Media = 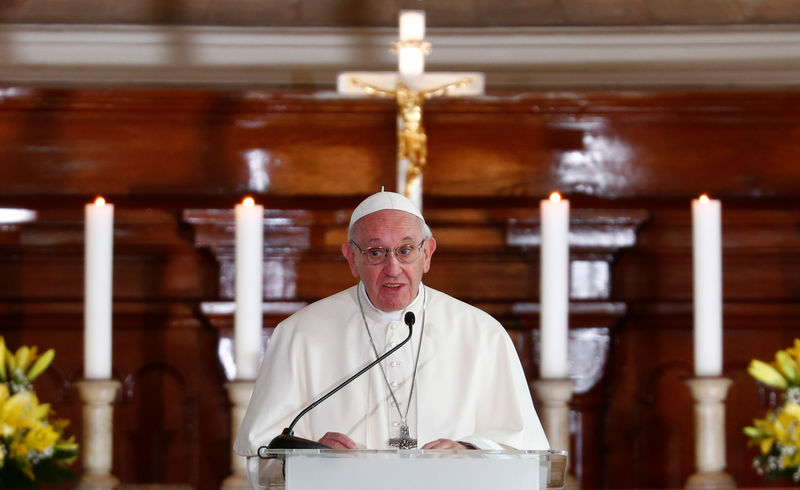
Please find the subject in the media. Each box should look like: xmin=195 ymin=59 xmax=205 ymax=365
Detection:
xmin=262 ymin=311 xmax=416 ymax=452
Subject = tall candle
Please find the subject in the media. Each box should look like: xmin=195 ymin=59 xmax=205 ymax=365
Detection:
xmin=692 ymin=194 xmax=723 ymax=377
xmin=398 ymin=10 xmax=425 ymax=78
xmin=84 ymin=197 xmax=114 ymax=379
xmin=234 ymin=197 xmax=264 ymax=379
xmin=540 ymin=192 xmax=570 ymax=379
xmin=400 ymin=10 xmax=425 ymax=41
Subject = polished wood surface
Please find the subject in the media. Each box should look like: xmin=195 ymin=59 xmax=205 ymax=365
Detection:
xmin=2 ymin=90 xmax=800 ymax=201
xmin=2 ymin=87 xmax=799 ymax=489
xmin=1 ymin=0 xmax=797 ymax=26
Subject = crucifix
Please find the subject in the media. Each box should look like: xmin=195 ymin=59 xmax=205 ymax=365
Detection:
xmin=338 ymin=10 xmax=485 ymax=210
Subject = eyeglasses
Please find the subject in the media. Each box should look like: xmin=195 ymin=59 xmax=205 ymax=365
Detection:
xmin=350 ymin=239 xmax=426 ymax=265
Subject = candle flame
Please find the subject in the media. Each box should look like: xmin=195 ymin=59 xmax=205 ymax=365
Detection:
xmin=549 ymin=192 xmax=561 ymax=203
xmin=94 ymin=197 xmax=106 ymax=207
xmin=699 ymin=194 xmax=710 ymax=203
xmin=242 ymin=197 xmax=255 ymax=208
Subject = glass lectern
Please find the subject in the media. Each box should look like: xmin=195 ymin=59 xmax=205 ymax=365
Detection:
xmin=257 ymin=448 xmax=568 ymax=490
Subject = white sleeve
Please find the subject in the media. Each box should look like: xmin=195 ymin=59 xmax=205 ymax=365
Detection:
xmin=463 ymin=326 xmax=550 ymax=450
xmin=458 ymin=434 xmax=505 ymax=450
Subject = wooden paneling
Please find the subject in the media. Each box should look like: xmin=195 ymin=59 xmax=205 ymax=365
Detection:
xmin=0 ymin=305 xmax=230 ymax=489
xmin=3 ymin=0 xmax=798 ymax=26
xmin=2 ymin=87 xmax=800 ymax=489
xmin=2 ymin=90 xmax=800 ymax=202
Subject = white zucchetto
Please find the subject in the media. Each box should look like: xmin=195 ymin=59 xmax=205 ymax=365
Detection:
xmin=349 ymin=190 xmax=425 ymax=228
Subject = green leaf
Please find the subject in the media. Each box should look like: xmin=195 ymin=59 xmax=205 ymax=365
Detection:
xmin=53 ymin=444 xmax=80 ymax=461
xmin=0 ymin=462 xmax=41 ymax=490
xmin=743 ymin=426 xmax=766 ymax=438
xmin=32 ymin=461 xmax=78 ymax=486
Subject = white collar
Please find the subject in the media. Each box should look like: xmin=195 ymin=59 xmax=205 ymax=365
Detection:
xmin=358 ymin=282 xmax=423 ymax=323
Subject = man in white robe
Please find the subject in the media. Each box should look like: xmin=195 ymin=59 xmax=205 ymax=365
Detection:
xmin=234 ymin=191 xmax=549 ymax=487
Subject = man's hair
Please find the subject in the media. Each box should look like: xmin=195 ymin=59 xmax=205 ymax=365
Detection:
xmin=348 ymin=215 xmax=433 ymax=242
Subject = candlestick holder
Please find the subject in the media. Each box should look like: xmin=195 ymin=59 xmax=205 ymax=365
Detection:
xmin=684 ymin=377 xmax=736 ymax=489
xmin=222 ymin=380 xmax=256 ymax=490
xmin=531 ymin=378 xmax=578 ymax=490
xmin=75 ymin=379 xmax=121 ymax=490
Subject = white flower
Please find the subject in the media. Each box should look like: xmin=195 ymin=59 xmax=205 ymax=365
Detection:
xmin=787 ymin=386 xmax=800 ymax=404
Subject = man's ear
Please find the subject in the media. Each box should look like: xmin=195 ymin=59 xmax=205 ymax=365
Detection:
xmin=422 ymin=237 xmax=436 ymax=273
xmin=341 ymin=242 xmax=360 ymax=278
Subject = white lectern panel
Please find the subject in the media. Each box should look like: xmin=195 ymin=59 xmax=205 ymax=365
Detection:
xmin=259 ymin=449 xmax=566 ymax=490
xmin=287 ymin=453 xmax=540 ymax=490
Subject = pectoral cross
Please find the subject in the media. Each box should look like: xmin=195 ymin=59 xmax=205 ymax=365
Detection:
xmin=388 ymin=422 xmax=417 ymax=449
xmin=338 ymin=10 xmax=485 ymax=210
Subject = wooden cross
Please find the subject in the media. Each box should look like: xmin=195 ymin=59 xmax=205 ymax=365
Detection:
xmin=337 ymin=10 xmax=485 ymax=210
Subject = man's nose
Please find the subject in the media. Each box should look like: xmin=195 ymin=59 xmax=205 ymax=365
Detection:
xmin=382 ymin=252 xmax=403 ymax=273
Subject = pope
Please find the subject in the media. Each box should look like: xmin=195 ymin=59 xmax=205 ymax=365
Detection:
xmin=234 ymin=190 xmax=549 ymax=486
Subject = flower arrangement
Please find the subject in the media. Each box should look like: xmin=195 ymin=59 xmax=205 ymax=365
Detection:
xmin=0 ymin=337 xmax=79 ymax=490
xmin=744 ymin=338 xmax=800 ymax=485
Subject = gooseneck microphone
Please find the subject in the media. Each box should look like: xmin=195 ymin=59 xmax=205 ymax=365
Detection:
xmin=261 ymin=311 xmax=416 ymax=452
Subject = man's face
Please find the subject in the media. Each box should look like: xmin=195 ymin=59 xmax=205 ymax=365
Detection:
xmin=342 ymin=209 xmax=436 ymax=312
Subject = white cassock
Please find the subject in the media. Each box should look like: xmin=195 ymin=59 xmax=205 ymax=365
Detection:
xmin=234 ymin=283 xmax=549 ymax=487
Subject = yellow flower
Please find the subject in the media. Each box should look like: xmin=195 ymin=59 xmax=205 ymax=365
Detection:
xmin=0 ymin=391 xmax=39 ymax=436
xmin=9 ymin=439 xmax=28 ymax=459
xmin=748 ymin=416 xmax=778 ymax=455
xmin=776 ymin=351 xmax=800 ymax=384
xmin=745 ymin=341 xmax=800 ymax=479
xmin=26 ymin=348 xmax=55 ymax=382
xmin=14 ymin=345 xmax=36 ymax=371
xmin=33 ymin=402 xmax=50 ymax=421
xmin=774 ymin=410 xmax=799 ymax=445
xmin=9 ymin=439 xmax=35 ymax=479
xmin=5 ymin=344 xmax=15 ymax=372
xmin=23 ymin=422 xmax=59 ymax=452
xmin=786 ymin=338 xmax=800 ymax=363
xmin=748 ymin=359 xmax=789 ymax=389
xmin=0 ymin=337 xmax=6 ymax=380
xmin=0 ymin=341 xmax=78 ymax=484
xmin=783 ymin=401 xmax=800 ymax=418
xmin=782 ymin=450 xmax=800 ymax=469
xmin=0 ymin=383 xmax=9 ymax=405
xmin=12 ymin=345 xmax=29 ymax=373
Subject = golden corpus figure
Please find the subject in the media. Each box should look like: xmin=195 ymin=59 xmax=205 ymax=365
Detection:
xmin=348 ymin=77 xmax=472 ymax=198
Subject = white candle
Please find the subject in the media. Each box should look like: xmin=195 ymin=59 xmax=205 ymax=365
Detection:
xmin=692 ymin=194 xmax=723 ymax=377
xmin=398 ymin=47 xmax=425 ymax=79
xmin=540 ymin=192 xmax=570 ymax=379
xmin=84 ymin=197 xmax=114 ymax=379
xmin=398 ymin=10 xmax=426 ymax=78
xmin=399 ymin=10 xmax=425 ymax=41
xmin=234 ymin=197 xmax=264 ymax=379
